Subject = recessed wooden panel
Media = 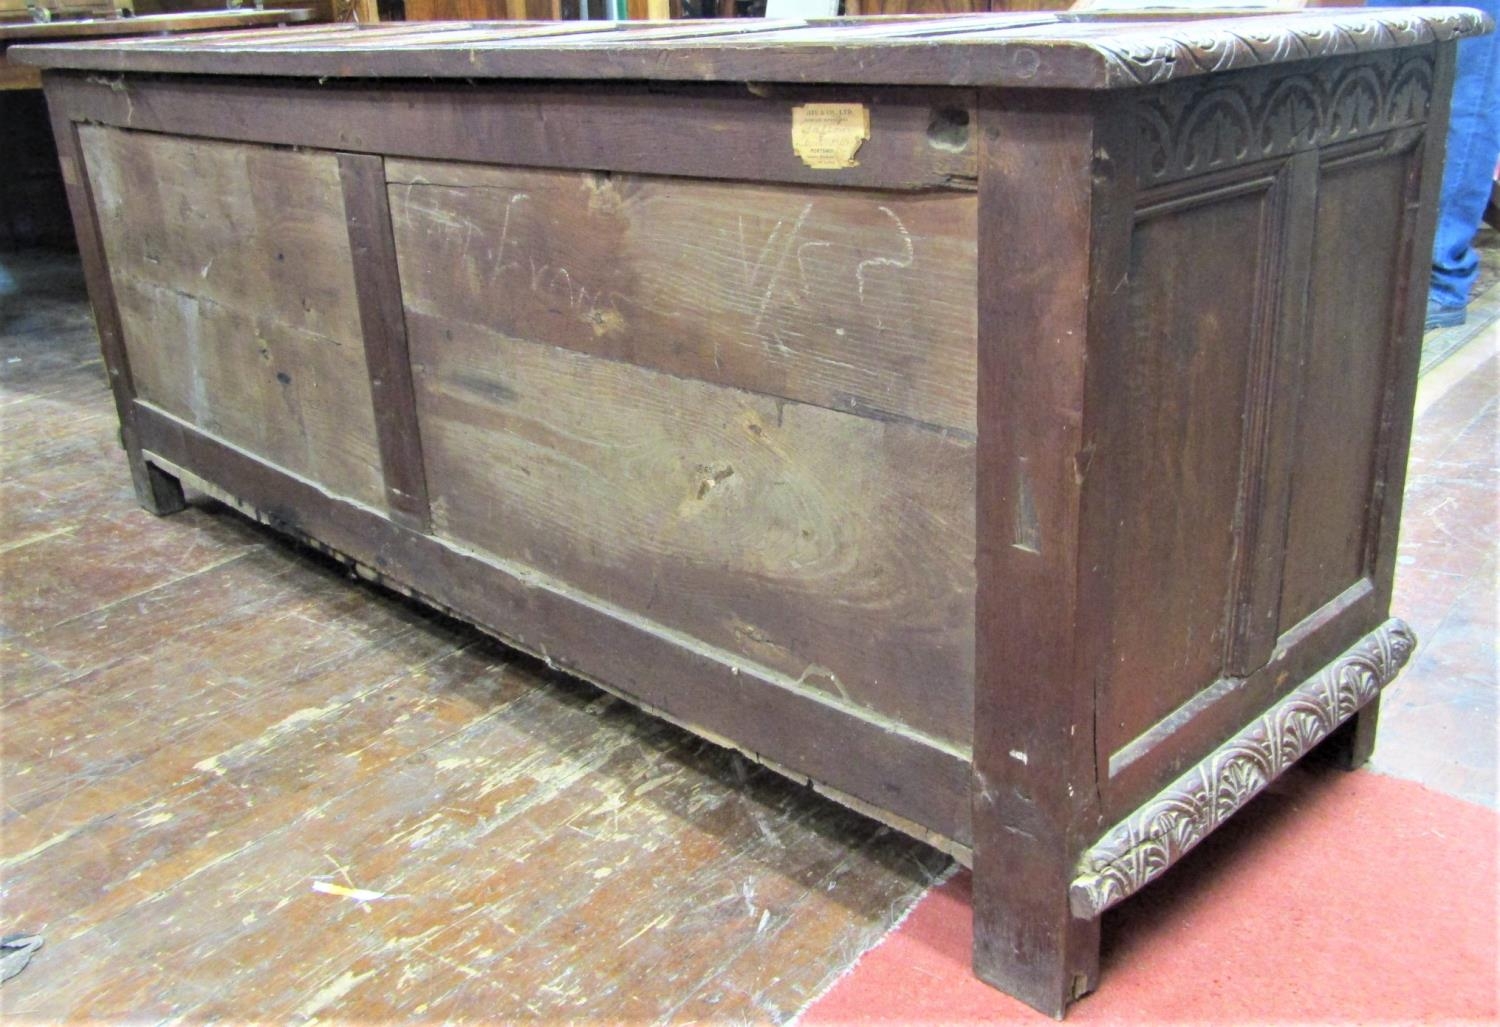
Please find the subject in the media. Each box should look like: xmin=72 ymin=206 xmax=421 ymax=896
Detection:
xmin=1096 ymin=191 xmax=1268 ymax=758
xmin=404 ymin=313 xmax=977 ymax=747
xmin=1278 ymin=153 xmax=1410 ymax=630
xmin=80 ymin=127 xmax=385 ymax=509
xmin=386 ymin=160 xmax=979 ymax=433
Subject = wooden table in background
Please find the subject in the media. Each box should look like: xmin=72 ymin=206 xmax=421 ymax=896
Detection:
xmin=1 ymin=8 xmax=312 ymax=248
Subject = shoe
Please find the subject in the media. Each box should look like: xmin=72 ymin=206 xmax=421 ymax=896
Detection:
xmin=1425 ymin=303 xmax=1467 ymax=331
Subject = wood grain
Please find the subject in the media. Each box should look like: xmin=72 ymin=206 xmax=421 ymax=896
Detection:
xmin=387 ymin=159 xmax=979 ymax=432
xmin=13 ymin=10 xmax=1487 ymax=89
xmin=408 ymin=317 xmax=977 ymax=745
xmin=969 ymin=90 xmax=1106 ymax=1017
xmin=339 ymin=152 xmax=431 ymax=530
xmin=79 ymin=127 xmax=386 ymax=510
xmin=47 ymin=109 xmax=185 ymax=515
xmin=1092 ymin=187 xmax=1265 ymax=758
xmin=132 ymin=401 xmax=975 ymax=844
xmin=24 ymin=28 xmax=1461 ymax=1017
xmin=0 ymin=251 xmax=951 ymax=1022
xmin=46 ymin=75 xmax=980 ymax=193
xmin=1278 ymin=150 xmax=1412 ymax=630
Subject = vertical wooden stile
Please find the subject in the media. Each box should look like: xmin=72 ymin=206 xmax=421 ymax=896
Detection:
xmin=970 ymin=89 xmax=1118 ymax=1017
xmin=337 ymin=151 xmax=432 ymax=532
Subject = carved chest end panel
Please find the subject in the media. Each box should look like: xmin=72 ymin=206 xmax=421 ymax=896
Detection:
xmin=1133 ymin=48 xmax=1437 ymax=189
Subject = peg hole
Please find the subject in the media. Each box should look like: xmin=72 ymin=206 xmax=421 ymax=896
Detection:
xmin=927 ymin=108 xmax=972 ymax=153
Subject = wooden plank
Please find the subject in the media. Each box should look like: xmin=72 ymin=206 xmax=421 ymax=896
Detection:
xmin=15 ymin=546 xmax=357 ymax=679
xmin=0 ymin=7 xmax=311 ymax=41
xmin=1077 ymin=48 xmax=1453 ymax=819
xmin=338 ymin=153 xmax=431 ymax=531
xmin=386 ymin=159 xmax=978 ymax=432
xmin=1277 ymin=148 xmax=1414 ymax=629
xmin=45 ymin=75 xmax=979 ymax=192
xmin=0 ymin=503 xmax=256 ymax=636
xmin=3 ymin=576 xmax=436 ymax=815
xmin=1363 ymin=44 xmax=1457 ymax=629
xmin=79 ymin=127 xmax=387 ymax=510
xmin=407 ymin=320 xmax=977 ymax=746
xmin=131 ymin=402 xmax=975 ymax=845
xmin=1089 ymin=179 xmax=1270 ymax=757
xmin=1222 ymin=150 xmax=1319 ymax=676
xmin=4 ymin=636 xmax=941 ymax=1019
xmin=0 ymin=62 xmax=43 ymax=90
xmin=0 ymin=277 xmax=950 ymax=1022
xmin=1 ymin=638 xmax=496 ymax=938
xmin=340 ymin=24 xmax=595 ymax=46
xmin=969 ymin=89 xmax=1107 ymax=1017
xmin=1081 ymin=149 xmax=1363 ymax=802
xmin=148 ymin=22 xmax=596 ymax=48
xmin=1103 ymin=575 xmax=1384 ymax=815
xmin=11 ymin=9 xmax=1489 ymax=89
xmin=45 ymin=109 xmax=185 ymax=515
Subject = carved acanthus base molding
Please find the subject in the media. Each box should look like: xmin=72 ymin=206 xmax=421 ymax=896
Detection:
xmin=1069 ymin=618 xmax=1416 ymax=919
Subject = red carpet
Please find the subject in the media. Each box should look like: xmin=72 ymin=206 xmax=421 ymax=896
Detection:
xmin=803 ymin=767 xmax=1498 ymax=1024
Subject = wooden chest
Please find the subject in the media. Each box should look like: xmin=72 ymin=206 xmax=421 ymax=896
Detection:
xmin=17 ymin=8 xmax=1490 ymax=1014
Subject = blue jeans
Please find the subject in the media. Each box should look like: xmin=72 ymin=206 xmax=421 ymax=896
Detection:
xmin=1369 ymin=0 xmax=1500 ymax=310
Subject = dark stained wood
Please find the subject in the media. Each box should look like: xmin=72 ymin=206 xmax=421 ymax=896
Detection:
xmin=1222 ymin=149 xmax=1319 ymax=677
xmin=1094 ymin=182 xmax=1267 ymax=756
xmin=1321 ymin=693 xmax=1383 ymax=771
xmin=1278 ymin=145 xmax=1418 ymax=630
xmin=1291 ymin=48 xmax=1459 ymax=790
xmin=1 ymin=8 xmax=315 ymax=89
xmin=849 ymin=0 xmax=988 ymax=12
xmin=1085 ymin=146 xmax=1333 ymax=762
xmin=28 ymin=16 xmax=1479 ymax=1017
xmin=0 ymin=8 xmax=312 ymax=42
xmin=43 ymin=75 xmax=979 ymax=192
xmin=969 ymin=89 xmax=1106 ymax=1018
xmin=12 ymin=9 xmax=1487 ymax=90
xmin=338 ymin=152 xmax=431 ymax=531
xmin=1060 ymin=44 xmax=1465 ymax=827
xmin=1363 ymin=44 xmax=1459 ymax=634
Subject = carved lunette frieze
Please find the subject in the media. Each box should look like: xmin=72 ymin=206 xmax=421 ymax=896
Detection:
xmin=1092 ymin=8 xmax=1487 ymax=89
xmin=1069 ymin=618 xmax=1416 ymax=920
xmin=1134 ymin=49 xmax=1437 ymax=186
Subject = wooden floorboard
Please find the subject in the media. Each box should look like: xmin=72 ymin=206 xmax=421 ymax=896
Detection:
xmin=0 ymin=249 xmax=950 ymax=1022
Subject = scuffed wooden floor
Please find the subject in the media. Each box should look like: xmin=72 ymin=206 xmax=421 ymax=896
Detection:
xmin=0 ymin=250 xmax=950 ymax=1022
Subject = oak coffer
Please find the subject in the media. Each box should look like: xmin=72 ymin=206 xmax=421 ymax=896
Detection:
xmin=16 ymin=8 xmax=1491 ymax=1015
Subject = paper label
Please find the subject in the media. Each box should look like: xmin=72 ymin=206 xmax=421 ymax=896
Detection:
xmin=791 ymin=103 xmax=870 ymax=170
